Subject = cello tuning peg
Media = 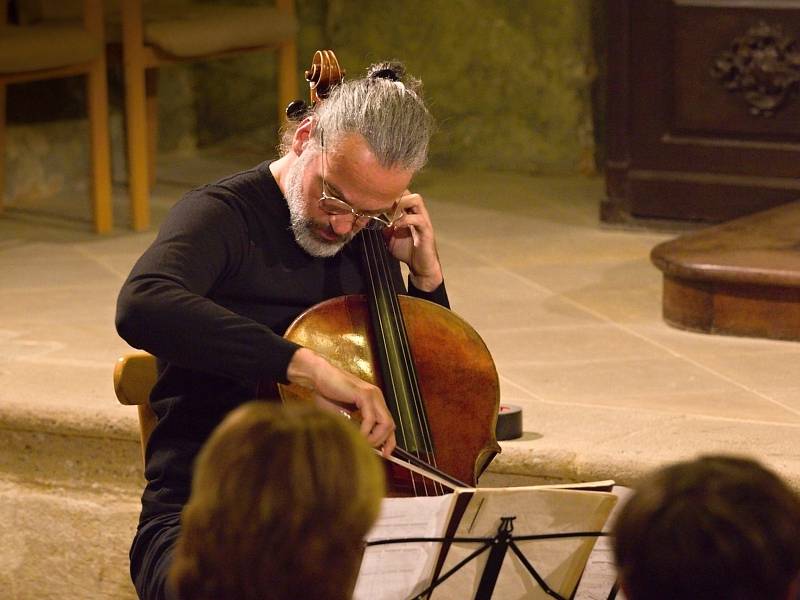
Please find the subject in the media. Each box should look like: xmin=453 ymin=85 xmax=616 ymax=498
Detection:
xmin=285 ymin=100 xmax=308 ymax=121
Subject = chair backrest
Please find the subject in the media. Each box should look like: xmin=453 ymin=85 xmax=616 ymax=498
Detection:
xmin=0 ymin=0 xmax=106 ymax=75
xmin=114 ymin=352 xmax=158 ymax=465
xmin=15 ymin=0 xmax=174 ymax=24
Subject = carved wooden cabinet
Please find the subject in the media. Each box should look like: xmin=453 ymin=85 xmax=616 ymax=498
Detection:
xmin=603 ymin=0 xmax=800 ymax=224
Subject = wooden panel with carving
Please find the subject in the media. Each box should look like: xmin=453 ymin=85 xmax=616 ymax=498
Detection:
xmin=675 ymin=10 xmax=800 ymax=134
xmin=603 ymin=0 xmax=800 ymax=225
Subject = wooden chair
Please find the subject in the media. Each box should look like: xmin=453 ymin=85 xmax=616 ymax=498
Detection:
xmin=113 ymin=351 xmax=158 ymax=465
xmin=0 ymin=0 xmax=113 ymax=233
xmin=115 ymin=0 xmax=298 ymax=231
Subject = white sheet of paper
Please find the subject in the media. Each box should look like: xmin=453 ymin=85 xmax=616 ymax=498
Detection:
xmin=353 ymin=495 xmax=455 ymax=600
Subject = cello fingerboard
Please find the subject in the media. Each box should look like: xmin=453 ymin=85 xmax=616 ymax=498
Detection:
xmin=360 ymin=230 xmax=438 ymax=462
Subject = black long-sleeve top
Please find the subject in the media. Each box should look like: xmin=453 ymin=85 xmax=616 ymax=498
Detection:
xmin=116 ymin=161 xmax=448 ymax=520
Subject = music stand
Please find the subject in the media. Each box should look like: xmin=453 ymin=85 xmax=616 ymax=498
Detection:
xmin=354 ymin=485 xmax=618 ymax=600
xmin=367 ymin=516 xmax=611 ymax=600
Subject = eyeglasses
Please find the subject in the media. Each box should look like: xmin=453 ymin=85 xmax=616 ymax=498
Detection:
xmin=318 ymin=138 xmax=398 ymax=231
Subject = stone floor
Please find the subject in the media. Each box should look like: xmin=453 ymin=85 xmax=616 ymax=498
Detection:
xmin=2 ymin=148 xmax=799 ymax=598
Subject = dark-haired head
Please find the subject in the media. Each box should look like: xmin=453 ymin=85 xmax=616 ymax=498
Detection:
xmin=613 ymin=455 xmax=800 ymax=600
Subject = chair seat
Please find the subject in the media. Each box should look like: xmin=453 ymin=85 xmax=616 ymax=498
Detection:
xmin=0 ymin=24 xmax=101 ymax=73
xmin=113 ymin=5 xmax=298 ymax=57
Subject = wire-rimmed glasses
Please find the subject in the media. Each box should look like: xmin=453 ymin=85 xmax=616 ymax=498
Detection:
xmin=318 ymin=137 xmax=399 ymax=231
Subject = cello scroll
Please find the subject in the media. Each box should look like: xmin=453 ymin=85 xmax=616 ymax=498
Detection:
xmin=286 ymin=49 xmax=345 ymax=120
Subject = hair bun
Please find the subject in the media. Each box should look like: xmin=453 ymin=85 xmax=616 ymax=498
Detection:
xmin=367 ymin=61 xmax=406 ymax=82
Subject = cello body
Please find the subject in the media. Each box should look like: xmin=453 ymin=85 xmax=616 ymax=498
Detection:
xmin=279 ymin=293 xmax=501 ymax=488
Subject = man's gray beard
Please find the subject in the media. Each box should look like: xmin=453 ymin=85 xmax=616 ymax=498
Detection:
xmin=285 ymin=152 xmax=348 ymax=258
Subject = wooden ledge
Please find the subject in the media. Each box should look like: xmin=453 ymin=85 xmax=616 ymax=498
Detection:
xmin=651 ymin=200 xmax=800 ymax=341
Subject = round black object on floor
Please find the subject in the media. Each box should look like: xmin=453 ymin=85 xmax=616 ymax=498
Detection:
xmin=496 ymin=404 xmax=523 ymax=440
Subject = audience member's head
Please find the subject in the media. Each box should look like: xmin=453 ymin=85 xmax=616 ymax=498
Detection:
xmin=613 ymin=454 xmax=800 ymax=600
xmin=169 ymin=401 xmax=385 ymax=600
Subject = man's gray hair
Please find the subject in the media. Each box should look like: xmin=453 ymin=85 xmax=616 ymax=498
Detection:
xmin=283 ymin=61 xmax=434 ymax=172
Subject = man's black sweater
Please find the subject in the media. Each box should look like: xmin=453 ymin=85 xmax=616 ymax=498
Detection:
xmin=116 ymin=161 xmax=448 ymax=520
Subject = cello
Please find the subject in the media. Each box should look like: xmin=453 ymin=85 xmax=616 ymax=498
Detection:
xmin=277 ymin=50 xmax=501 ymax=495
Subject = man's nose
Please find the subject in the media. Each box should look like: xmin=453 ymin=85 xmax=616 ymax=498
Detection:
xmin=330 ymin=214 xmax=357 ymax=235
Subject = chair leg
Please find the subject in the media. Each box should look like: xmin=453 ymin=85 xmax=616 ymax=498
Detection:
xmin=122 ymin=0 xmax=151 ymax=231
xmin=277 ymin=39 xmax=298 ymax=128
xmin=0 ymin=83 xmax=5 ymax=215
xmin=146 ymin=68 xmax=158 ymax=189
xmin=86 ymin=54 xmax=113 ymax=233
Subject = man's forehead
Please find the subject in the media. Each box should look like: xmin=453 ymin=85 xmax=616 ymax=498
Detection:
xmin=319 ymin=137 xmax=413 ymax=210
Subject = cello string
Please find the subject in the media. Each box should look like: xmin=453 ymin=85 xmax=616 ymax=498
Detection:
xmin=373 ymin=228 xmax=439 ymax=467
xmin=361 ymin=232 xmax=409 ymax=449
xmin=368 ymin=231 xmax=429 ymax=496
xmin=370 ymin=229 xmax=442 ymax=495
xmin=362 ymin=229 xmax=421 ymax=496
xmin=368 ymin=228 xmax=431 ymax=496
xmin=373 ymin=229 xmax=440 ymax=478
xmin=366 ymin=229 xmax=435 ymax=496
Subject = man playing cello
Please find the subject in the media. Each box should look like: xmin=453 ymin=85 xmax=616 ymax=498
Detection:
xmin=116 ymin=58 xmax=448 ymax=600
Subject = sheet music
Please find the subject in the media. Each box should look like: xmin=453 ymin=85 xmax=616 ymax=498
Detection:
xmin=574 ymin=486 xmax=633 ymax=600
xmin=353 ymin=495 xmax=455 ymax=600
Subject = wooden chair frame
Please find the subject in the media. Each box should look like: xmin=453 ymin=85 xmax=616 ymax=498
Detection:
xmin=1 ymin=0 xmax=113 ymax=233
xmin=114 ymin=351 xmax=158 ymax=465
xmin=115 ymin=0 xmax=298 ymax=231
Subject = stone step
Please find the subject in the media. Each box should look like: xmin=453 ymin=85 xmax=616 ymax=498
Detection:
xmin=2 ymin=400 xmax=549 ymax=599
xmin=0 ymin=402 xmax=142 ymax=599
xmin=651 ymin=200 xmax=800 ymax=341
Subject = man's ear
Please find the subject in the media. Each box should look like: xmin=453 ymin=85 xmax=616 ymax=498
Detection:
xmin=291 ymin=117 xmax=315 ymax=156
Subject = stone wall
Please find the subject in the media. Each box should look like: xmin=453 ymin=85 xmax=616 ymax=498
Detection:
xmin=3 ymin=0 xmax=602 ymax=210
xmin=324 ymin=0 xmax=598 ymax=174
xmin=4 ymin=64 xmax=198 ymax=214
xmin=193 ymin=0 xmax=600 ymax=173
xmin=0 ymin=412 xmax=143 ymax=599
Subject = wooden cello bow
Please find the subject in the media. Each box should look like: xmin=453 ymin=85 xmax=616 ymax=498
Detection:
xmin=277 ymin=50 xmax=501 ymax=495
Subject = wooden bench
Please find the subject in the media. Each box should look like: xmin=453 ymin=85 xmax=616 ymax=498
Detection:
xmin=651 ymin=200 xmax=800 ymax=341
